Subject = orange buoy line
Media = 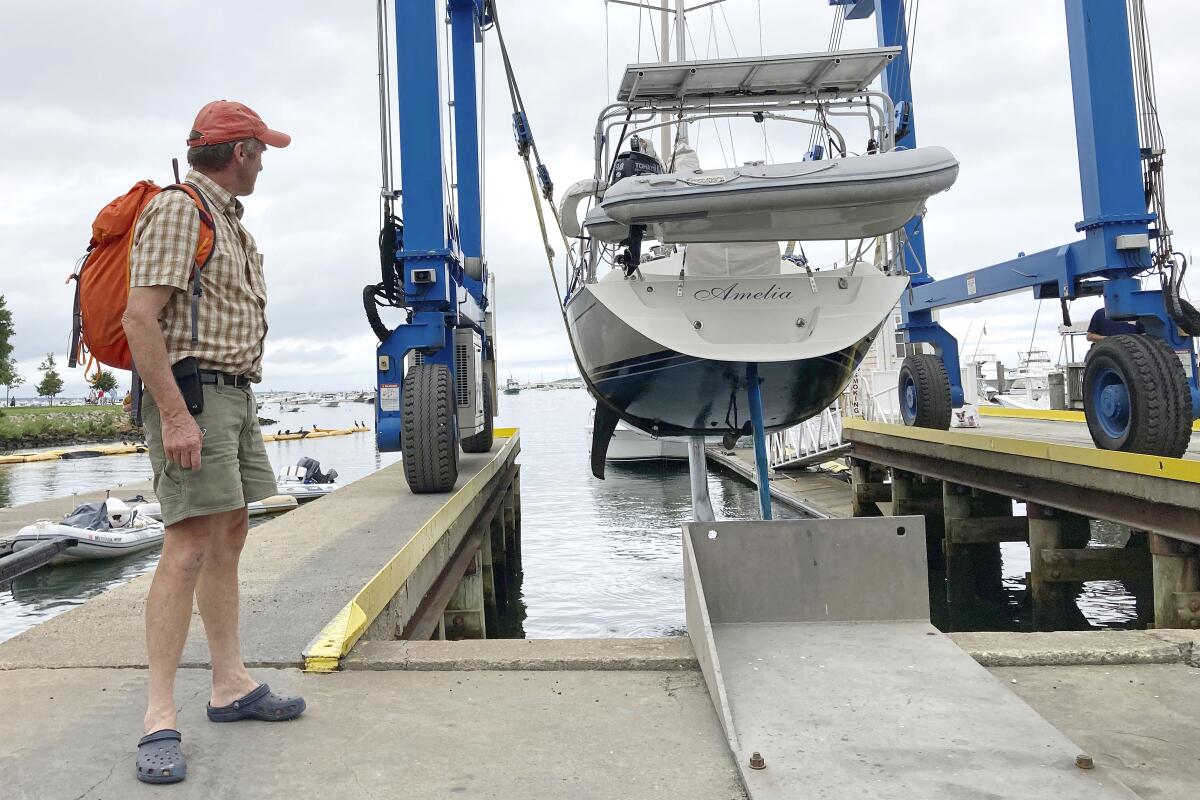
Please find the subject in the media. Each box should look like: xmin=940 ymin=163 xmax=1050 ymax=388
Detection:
xmin=0 ymin=425 xmax=371 ymax=464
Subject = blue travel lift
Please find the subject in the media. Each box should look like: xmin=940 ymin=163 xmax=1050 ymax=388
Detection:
xmin=831 ymin=0 xmax=1199 ymax=458
xmin=366 ymin=0 xmax=498 ymax=493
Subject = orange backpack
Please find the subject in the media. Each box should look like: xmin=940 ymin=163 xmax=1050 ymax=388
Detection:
xmin=68 ymin=178 xmax=217 ymax=375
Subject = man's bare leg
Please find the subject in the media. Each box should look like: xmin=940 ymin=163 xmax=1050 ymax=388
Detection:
xmin=144 ymin=517 xmax=211 ymax=734
xmin=194 ymin=507 xmax=258 ymax=706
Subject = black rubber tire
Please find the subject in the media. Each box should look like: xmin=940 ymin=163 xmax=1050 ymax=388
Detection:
xmin=1138 ymin=335 xmax=1194 ymax=458
xmin=1084 ymin=335 xmax=1191 ymax=458
xmin=460 ymin=371 xmax=494 ymax=453
xmin=898 ymin=354 xmax=952 ymax=430
xmin=402 ymin=363 xmax=459 ymax=493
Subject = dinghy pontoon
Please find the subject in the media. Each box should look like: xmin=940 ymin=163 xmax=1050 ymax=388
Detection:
xmin=588 ymin=146 xmax=958 ymax=244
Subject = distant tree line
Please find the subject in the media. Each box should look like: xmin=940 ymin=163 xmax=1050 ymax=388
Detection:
xmin=0 ymin=294 xmax=122 ymax=407
xmin=0 ymin=295 xmax=23 ymax=405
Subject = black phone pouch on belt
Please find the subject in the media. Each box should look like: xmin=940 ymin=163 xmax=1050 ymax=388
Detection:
xmin=172 ymin=357 xmax=204 ymax=416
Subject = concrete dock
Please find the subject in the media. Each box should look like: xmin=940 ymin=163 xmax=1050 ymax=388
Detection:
xmin=2 ymin=632 xmax=1198 ymax=797
xmin=2 ymin=422 xmax=1199 ymax=797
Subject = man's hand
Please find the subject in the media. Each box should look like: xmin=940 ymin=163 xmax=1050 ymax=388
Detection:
xmin=161 ymin=411 xmax=203 ymax=470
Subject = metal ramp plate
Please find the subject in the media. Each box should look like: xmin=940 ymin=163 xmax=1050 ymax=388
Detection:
xmin=683 ymin=518 xmax=1138 ymax=799
xmin=617 ymin=47 xmax=901 ymax=102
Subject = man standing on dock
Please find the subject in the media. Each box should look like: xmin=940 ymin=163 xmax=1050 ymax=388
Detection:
xmin=122 ymin=101 xmax=305 ymax=785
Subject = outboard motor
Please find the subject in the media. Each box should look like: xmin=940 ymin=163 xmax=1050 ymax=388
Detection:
xmin=610 ymin=135 xmax=662 ymax=186
xmin=295 ymin=457 xmax=337 ymax=484
xmin=611 ymin=136 xmax=663 ymax=273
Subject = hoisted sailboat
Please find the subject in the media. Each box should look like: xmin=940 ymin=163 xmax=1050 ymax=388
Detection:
xmin=559 ymin=49 xmax=958 ymax=484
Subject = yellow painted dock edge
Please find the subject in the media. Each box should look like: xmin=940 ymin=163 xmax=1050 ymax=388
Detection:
xmin=841 ymin=417 xmax=1200 ymax=484
xmin=977 ymin=404 xmax=1200 ymax=431
xmin=302 ymin=428 xmax=520 ymax=672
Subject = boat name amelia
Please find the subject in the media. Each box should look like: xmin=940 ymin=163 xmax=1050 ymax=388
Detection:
xmin=693 ymin=283 xmax=794 ymax=302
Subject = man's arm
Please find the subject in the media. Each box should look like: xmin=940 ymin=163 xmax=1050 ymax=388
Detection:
xmin=1086 ymin=331 xmax=1104 ymax=343
xmin=122 ymin=287 xmax=203 ymax=470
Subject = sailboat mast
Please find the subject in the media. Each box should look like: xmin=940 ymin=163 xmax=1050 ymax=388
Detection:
xmin=658 ymin=1 xmax=689 ymax=160
xmin=659 ymin=4 xmax=671 ymax=158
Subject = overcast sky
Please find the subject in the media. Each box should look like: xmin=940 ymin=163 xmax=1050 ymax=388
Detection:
xmin=2 ymin=0 xmax=1198 ymax=397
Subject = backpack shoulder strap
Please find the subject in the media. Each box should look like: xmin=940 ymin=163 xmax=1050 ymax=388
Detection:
xmin=162 ymin=182 xmax=218 ymax=345
xmin=163 ymin=182 xmax=218 ymax=267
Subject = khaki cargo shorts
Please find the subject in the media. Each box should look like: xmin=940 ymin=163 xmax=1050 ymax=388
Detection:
xmin=143 ymin=384 xmax=277 ymax=527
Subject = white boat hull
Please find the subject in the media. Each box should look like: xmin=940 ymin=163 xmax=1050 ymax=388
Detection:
xmin=568 ymin=264 xmax=907 ymax=437
xmin=10 ymin=519 xmax=165 ymax=562
xmin=587 ymin=422 xmax=690 ymax=462
xmin=276 ymin=481 xmax=338 ymax=501
xmin=136 ymin=495 xmax=298 ymax=522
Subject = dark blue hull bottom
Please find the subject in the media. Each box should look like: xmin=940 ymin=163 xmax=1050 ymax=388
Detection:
xmin=584 ymin=341 xmax=873 ymax=438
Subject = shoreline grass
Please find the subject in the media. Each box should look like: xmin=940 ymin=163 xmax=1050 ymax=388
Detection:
xmin=0 ymin=406 xmax=135 ymax=450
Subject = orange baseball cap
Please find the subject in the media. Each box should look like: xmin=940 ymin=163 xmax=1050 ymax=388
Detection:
xmin=186 ymin=100 xmax=291 ymax=148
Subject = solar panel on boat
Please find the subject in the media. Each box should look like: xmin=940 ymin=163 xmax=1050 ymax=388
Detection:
xmin=616 ymin=47 xmax=901 ymax=102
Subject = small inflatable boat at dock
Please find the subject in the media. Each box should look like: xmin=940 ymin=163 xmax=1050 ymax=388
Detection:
xmin=9 ymin=499 xmax=164 ymax=563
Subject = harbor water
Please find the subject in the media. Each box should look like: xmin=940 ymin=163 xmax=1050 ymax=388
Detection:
xmin=0 ymin=389 xmax=1139 ymax=644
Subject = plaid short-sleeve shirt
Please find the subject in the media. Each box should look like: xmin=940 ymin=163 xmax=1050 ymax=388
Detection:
xmin=129 ymin=170 xmax=268 ymax=381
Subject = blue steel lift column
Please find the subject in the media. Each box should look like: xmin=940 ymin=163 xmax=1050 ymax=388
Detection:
xmin=831 ymin=0 xmax=1199 ymax=457
xmin=374 ymin=0 xmax=494 ymax=492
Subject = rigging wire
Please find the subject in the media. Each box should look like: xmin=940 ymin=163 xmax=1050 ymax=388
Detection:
xmin=1027 ymin=299 xmax=1043 ymax=363
xmin=810 ymin=3 xmax=845 ymax=154
xmin=884 ymin=0 xmax=921 ymax=114
xmin=754 ymin=0 xmax=768 ymax=160
xmin=689 ymin=12 xmax=729 ymax=166
xmin=636 ymin=1 xmax=642 ymax=61
xmin=487 ymin=0 xmax=581 ymax=313
xmin=709 ymin=9 xmax=737 ymax=165
xmin=645 ymin=1 xmax=660 ymax=61
xmin=716 ymin=2 xmax=739 ymax=56
xmin=1127 ymin=0 xmax=1200 ymax=334
xmin=906 ymin=0 xmax=922 ymax=78
xmin=375 ymin=0 xmax=396 ymax=194
xmin=442 ymin=16 xmax=457 ymax=221
xmin=756 ymin=0 xmax=763 ymax=56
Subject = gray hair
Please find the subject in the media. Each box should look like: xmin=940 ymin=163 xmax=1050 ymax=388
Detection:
xmin=186 ymin=134 xmax=264 ymax=171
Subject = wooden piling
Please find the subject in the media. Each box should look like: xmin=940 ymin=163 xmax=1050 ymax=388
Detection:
xmin=942 ymin=482 xmax=975 ymax=604
xmin=502 ymin=484 xmax=518 ymax=574
xmin=1124 ymin=531 xmax=1155 ymax=626
xmin=490 ymin=513 xmax=508 ymax=609
xmin=892 ymin=469 xmax=946 ymax=569
xmin=850 ymin=459 xmax=885 ymax=517
xmin=1027 ymin=503 xmax=1069 ymax=630
xmin=1149 ymin=533 xmax=1200 ymax=629
xmin=443 ymin=551 xmax=487 ymax=639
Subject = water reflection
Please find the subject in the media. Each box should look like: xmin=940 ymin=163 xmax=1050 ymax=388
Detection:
xmin=0 ymin=401 xmax=396 ymax=643
xmin=497 ymin=390 xmax=800 ymax=638
xmin=933 ymin=519 xmax=1143 ymax=631
xmin=1 ymin=391 xmax=1143 ymax=643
